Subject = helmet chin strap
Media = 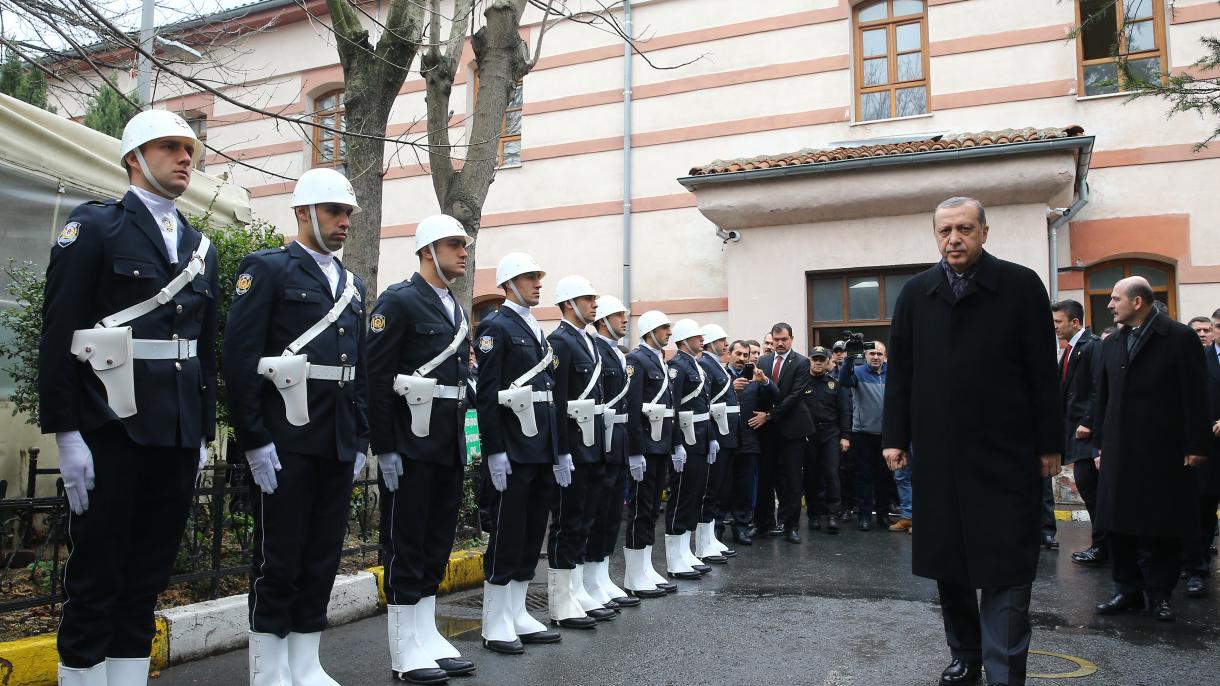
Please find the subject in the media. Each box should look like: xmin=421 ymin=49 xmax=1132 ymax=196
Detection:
xmin=598 ymin=318 xmax=622 ymax=341
xmin=309 ymin=205 xmax=334 ymax=255
xmin=507 ymin=280 xmax=527 ymax=306
xmin=134 ymin=148 xmax=181 ymax=199
xmin=646 ymin=330 xmax=663 ymax=350
xmin=568 ymin=300 xmax=591 ymax=327
xmin=428 ymin=243 xmax=454 ymax=289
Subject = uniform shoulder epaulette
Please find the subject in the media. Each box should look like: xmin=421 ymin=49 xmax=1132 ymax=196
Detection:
xmin=252 ymin=246 xmax=290 ymax=258
xmin=84 ymin=199 xmax=117 ymax=207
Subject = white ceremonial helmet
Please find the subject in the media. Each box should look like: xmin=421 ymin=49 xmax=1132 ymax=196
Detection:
xmin=495 ymin=252 xmax=545 ymax=287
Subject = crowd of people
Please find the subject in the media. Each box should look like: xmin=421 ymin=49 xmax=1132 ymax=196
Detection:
xmin=34 ymin=111 xmax=1218 ymax=686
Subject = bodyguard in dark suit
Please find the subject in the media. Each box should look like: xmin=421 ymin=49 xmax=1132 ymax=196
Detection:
xmin=223 ymin=168 xmax=368 ymax=684
xmin=755 ymin=323 xmax=815 ymax=543
xmin=39 ymin=111 xmax=216 ymax=684
xmin=1050 ymin=300 xmax=1106 ymax=565
xmin=474 ymin=252 xmax=563 ymax=654
xmin=1184 ymin=329 xmax=1220 ymax=597
xmin=1093 ymin=277 xmax=1211 ymax=621
xmin=727 ymin=340 xmax=778 ymax=544
xmin=882 ymin=198 xmax=1062 ymax=686
xmin=696 ymin=324 xmax=738 ymax=562
xmin=366 ymin=215 xmax=475 ymax=681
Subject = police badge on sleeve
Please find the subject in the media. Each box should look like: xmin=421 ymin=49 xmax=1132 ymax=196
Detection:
xmin=478 ymin=335 xmax=494 ymax=353
xmin=235 ymin=273 xmax=253 ymax=295
xmin=57 ymin=222 xmax=81 ymax=248
xmin=370 ymin=314 xmax=386 ymax=333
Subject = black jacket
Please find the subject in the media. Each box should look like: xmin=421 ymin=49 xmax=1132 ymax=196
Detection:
xmin=625 ymin=344 xmax=674 ymax=455
xmin=365 ymin=273 xmax=470 ymax=465
xmin=804 ymin=371 xmax=852 ymax=439
xmin=594 ymin=335 xmax=630 ymax=464
xmin=39 ymin=191 xmax=218 ymax=448
xmin=1060 ymin=330 xmax=1102 ymax=464
xmin=669 ymin=350 xmax=712 ymax=452
xmin=699 ymin=354 xmax=740 ymax=450
xmin=757 ymin=350 xmax=815 ymax=439
xmin=729 ymin=366 xmax=777 ymax=454
xmin=1200 ymin=342 xmax=1220 ymax=495
xmin=548 ymin=321 xmax=605 ymax=463
xmin=222 ymin=242 xmax=368 ymax=460
xmin=473 ymin=307 xmax=559 ymax=465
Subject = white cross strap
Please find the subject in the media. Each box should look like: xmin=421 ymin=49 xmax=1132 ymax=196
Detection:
xmin=709 ymin=372 xmax=731 ymax=403
xmin=99 ymin=234 xmax=211 ymax=329
xmin=414 ymin=319 xmax=469 ymax=378
xmin=679 ymin=358 xmax=706 ymax=406
xmin=284 ymin=271 xmax=358 ymax=355
xmin=510 ymin=344 xmax=554 ymax=389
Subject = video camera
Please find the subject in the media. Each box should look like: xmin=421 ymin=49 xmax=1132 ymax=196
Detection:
xmin=842 ymin=330 xmax=875 ymax=356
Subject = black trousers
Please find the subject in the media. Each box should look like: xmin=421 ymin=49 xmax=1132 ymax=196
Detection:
xmin=1183 ymin=493 xmax=1220 ymax=576
xmin=666 ymin=449 xmax=709 ymax=535
xmin=484 ymin=461 xmax=553 ymax=584
xmin=548 ymin=461 xmax=603 ymax=569
xmin=249 ymin=452 xmax=354 ymax=637
xmin=839 ymin=444 xmax=857 ymax=512
xmin=382 ymin=460 xmax=463 ymax=605
xmin=586 ymin=463 xmax=627 ymax=562
xmin=803 ymin=431 xmax=841 ymax=518
xmin=625 ymin=454 xmax=668 ymax=549
xmin=702 ymin=446 xmax=733 ymax=523
xmin=853 ymin=432 xmax=893 ymax=522
xmin=1111 ymin=532 xmax=1182 ymax=602
xmin=776 ymin=436 xmax=809 ymax=530
xmin=58 ymin=423 xmax=196 ymax=668
xmin=1041 ymin=476 xmax=1057 ymax=539
xmin=1072 ymin=459 xmax=1107 ymax=552
xmin=731 ymin=452 xmax=758 ymax=528
xmin=938 ymin=581 xmax=1033 ymax=686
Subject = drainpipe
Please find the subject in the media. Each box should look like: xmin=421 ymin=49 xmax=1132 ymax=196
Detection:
xmin=622 ymin=0 xmax=634 ymax=343
xmin=1047 ymin=143 xmax=1092 ymax=302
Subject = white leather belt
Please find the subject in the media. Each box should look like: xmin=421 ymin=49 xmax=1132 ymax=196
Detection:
xmin=434 ymin=384 xmax=467 ymax=400
xmin=594 ymin=405 xmax=605 ymax=415
xmin=132 ymin=338 xmax=197 ymax=360
xmin=726 ymin=406 xmax=740 ymax=414
xmin=691 ymin=412 xmax=710 ymax=422
xmin=610 ymin=413 xmax=628 ymax=425
xmin=308 ymin=364 xmax=356 ymax=382
xmin=532 ymin=391 xmax=553 ymax=402
xmin=660 ymin=409 xmax=675 ymax=418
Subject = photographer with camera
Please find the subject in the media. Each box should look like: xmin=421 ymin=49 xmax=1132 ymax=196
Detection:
xmin=838 ymin=335 xmax=898 ymax=531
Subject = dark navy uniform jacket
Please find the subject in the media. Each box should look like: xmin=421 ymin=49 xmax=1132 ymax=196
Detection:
xmin=222 ymin=242 xmax=369 ymax=461
xmin=38 ymin=191 xmax=219 ymax=449
xmin=547 ymin=321 xmax=605 ymax=464
xmin=366 ymin=273 xmax=470 ymax=465
xmin=804 ymin=371 xmax=852 ymax=439
xmin=473 ymin=307 xmax=559 ymax=465
xmin=593 ymin=335 xmax=630 ymax=465
xmin=668 ymin=350 xmax=712 ymax=453
xmin=699 ymin=353 xmax=740 ymax=450
xmin=625 ymin=344 xmax=674 ymax=456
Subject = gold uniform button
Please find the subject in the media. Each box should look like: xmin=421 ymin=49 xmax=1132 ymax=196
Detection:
xmin=340 ymin=353 xmax=348 ymax=362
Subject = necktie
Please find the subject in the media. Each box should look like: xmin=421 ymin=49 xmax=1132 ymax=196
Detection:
xmin=772 ymin=355 xmax=783 ymax=382
xmin=1060 ymin=344 xmax=1072 ymax=382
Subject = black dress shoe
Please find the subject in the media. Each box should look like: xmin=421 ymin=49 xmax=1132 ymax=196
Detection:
xmin=482 ymin=638 xmax=525 ymax=654
xmin=745 ymin=526 xmax=760 ymax=539
xmin=1150 ymin=599 xmax=1175 ymax=621
xmin=552 ymin=616 xmax=598 ymax=630
xmin=586 ymin=607 xmax=617 ymax=621
xmin=700 ymin=553 xmax=728 ymax=564
xmin=625 ymin=586 xmax=666 ymax=599
xmin=667 ymin=570 xmax=701 ymax=580
xmin=784 ymin=529 xmax=801 ymax=544
xmin=768 ymin=525 xmax=786 ymax=537
xmin=1096 ymin=593 xmax=1146 ymax=615
xmin=826 ymin=517 xmax=840 ymax=535
xmin=721 ymin=548 xmax=737 ymax=557
xmin=1185 ymin=576 xmax=1208 ymax=598
xmin=518 ymin=629 xmax=561 ymax=644
xmin=733 ymin=529 xmax=753 ymax=545
xmin=839 ymin=509 xmax=855 ymax=523
xmin=1042 ymin=534 xmax=1059 ymax=550
xmin=858 ymin=518 xmax=872 ymax=532
xmin=938 ymin=658 xmax=981 ymax=685
xmin=1071 ymin=547 xmax=1108 ymax=566
xmin=612 ymin=595 xmax=641 ymax=607
xmin=393 ymin=667 xmax=450 ymax=684
xmin=692 ymin=563 xmax=712 ymax=574
xmin=657 ymin=581 xmax=678 ymax=593
xmin=435 ymin=657 xmax=476 ymax=677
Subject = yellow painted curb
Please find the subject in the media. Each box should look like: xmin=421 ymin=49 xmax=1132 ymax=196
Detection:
xmin=0 ymin=632 xmax=57 ymax=686
xmin=150 ymin=616 xmax=170 ymax=671
xmin=366 ymin=549 xmax=485 ymax=606
xmin=1054 ymin=509 xmax=1073 ymax=521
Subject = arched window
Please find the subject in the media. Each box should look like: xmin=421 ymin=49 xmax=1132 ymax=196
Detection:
xmin=1085 ymin=259 xmax=1176 ymax=332
xmin=854 ymin=0 xmax=929 ymax=122
xmin=312 ymin=89 xmax=346 ymax=173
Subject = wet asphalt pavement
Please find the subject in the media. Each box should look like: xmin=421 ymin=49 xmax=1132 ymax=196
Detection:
xmin=155 ymin=519 xmax=1218 ymax=685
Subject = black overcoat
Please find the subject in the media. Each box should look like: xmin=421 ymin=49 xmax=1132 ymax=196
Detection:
xmin=882 ymin=251 xmax=1062 ymax=587
xmin=1094 ymin=311 xmax=1211 ymax=535
xmin=1201 ymin=343 xmax=1220 ymax=496
xmin=1060 ymin=330 xmax=1102 ymax=464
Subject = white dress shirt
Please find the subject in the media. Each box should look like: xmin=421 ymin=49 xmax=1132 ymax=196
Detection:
xmin=502 ymin=299 xmax=543 ymax=342
xmin=296 ymin=241 xmax=339 ymax=296
xmin=129 ymin=184 xmax=181 ymax=263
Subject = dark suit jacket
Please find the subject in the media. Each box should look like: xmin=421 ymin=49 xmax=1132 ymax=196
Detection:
xmin=39 ymin=192 xmax=219 ymax=448
xmin=1201 ymin=342 xmax=1220 ymax=495
xmin=473 ymin=307 xmax=559 ymax=465
xmin=594 ymin=336 xmax=630 ymax=464
xmin=730 ymin=366 xmax=777 ymax=454
xmin=365 ymin=273 xmax=470 ymax=465
xmin=625 ymin=344 xmax=674 ymax=455
xmin=1060 ymin=330 xmax=1102 ymax=464
xmin=669 ymin=350 xmax=712 ymax=452
xmin=548 ymin=321 xmax=605 ymax=463
xmin=757 ymin=350 xmax=814 ymax=439
xmin=1094 ymin=309 xmax=1211 ymax=536
xmin=223 ymin=242 xmax=368 ymax=459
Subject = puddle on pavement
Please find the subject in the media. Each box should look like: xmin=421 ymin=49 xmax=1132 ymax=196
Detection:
xmin=438 ymin=615 xmax=482 ymax=638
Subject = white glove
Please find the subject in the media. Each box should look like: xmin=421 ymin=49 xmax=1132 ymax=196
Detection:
xmin=671 ymin=444 xmax=687 ymax=473
xmin=353 ymin=452 xmax=367 ymax=479
xmin=56 ymin=431 xmax=95 ymax=515
xmin=553 ymin=453 xmax=575 ymax=488
xmin=379 ymin=452 xmax=404 ymax=492
xmin=628 ymin=454 xmax=646 ymax=482
xmin=245 ymin=443 xmax=282 ymax=494
xmin=708 ymin=439 xmax=720 ymax=465
xmin=488 ymin=452 xmax=511 ymax=492
xmin=198 ymin=440 xmax=209 ymax=475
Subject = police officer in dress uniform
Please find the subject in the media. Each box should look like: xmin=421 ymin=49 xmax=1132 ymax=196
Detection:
xmin=582 ymin=296 xmax=644 ymax=611
xmin=223 ymin=168 xmax=369 ymax=686
xmin=366 ymin=215 xmax=476 ymax=684
xmin=665 ymin=319 xmax=719 ymax=579
xmin=545 ymin=276 xmax=616 ymax=628
xmin=804 ymin=347 xmax=853 ymax=533
xmin=695 ymin=324 xmax=738 ymax=564
xmin=40 ymin=110 xmax=217 ymax=686
xmin=475 ymin=253 xmax=564 ymax=654
xmin=620 ymin=311 xmax=678 ymax=597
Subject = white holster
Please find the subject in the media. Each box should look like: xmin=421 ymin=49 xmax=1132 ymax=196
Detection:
xmin=70 ymin=327 xmax=136 ymax=418
xmin=394 ymin=374 xmax=437 ymax=438
xmin=566 ymin=398 xmax=597 ymax=448
xmin=677 ymin=410 xmax=697 ymax=446
xmin=642 ymin=403 xmax=669 ymax=442
xmin=258 ymin=354 xmax=310 ymax=427
xmin=603 ymin=408 xmax=617 ymax=448
xmin=499 ymin=386 xmax=540 ymax=438
xmin=710 ymin=402 xmax=730 ymax=436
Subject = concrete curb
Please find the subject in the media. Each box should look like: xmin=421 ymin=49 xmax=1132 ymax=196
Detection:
xmin=0 ymin=550 xmax=484 ymax=686
xmin=1054 ymin=509 xmax=1091 ymax=522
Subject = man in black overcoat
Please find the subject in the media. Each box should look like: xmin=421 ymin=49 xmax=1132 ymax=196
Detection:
xmin=1093 ymin=277 xmax=1210 ymax=620
xmin=882 ymin=197 xmax=1062 ymax=686
xmin=1183 ymin=312 xmax=1220 ymax=597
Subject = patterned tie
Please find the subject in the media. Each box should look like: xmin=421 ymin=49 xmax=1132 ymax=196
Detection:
xmin=1061 ymin=344 xmax=1072 ymax=382
xmin=772 ymin=355 xmax=783 ymax=382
